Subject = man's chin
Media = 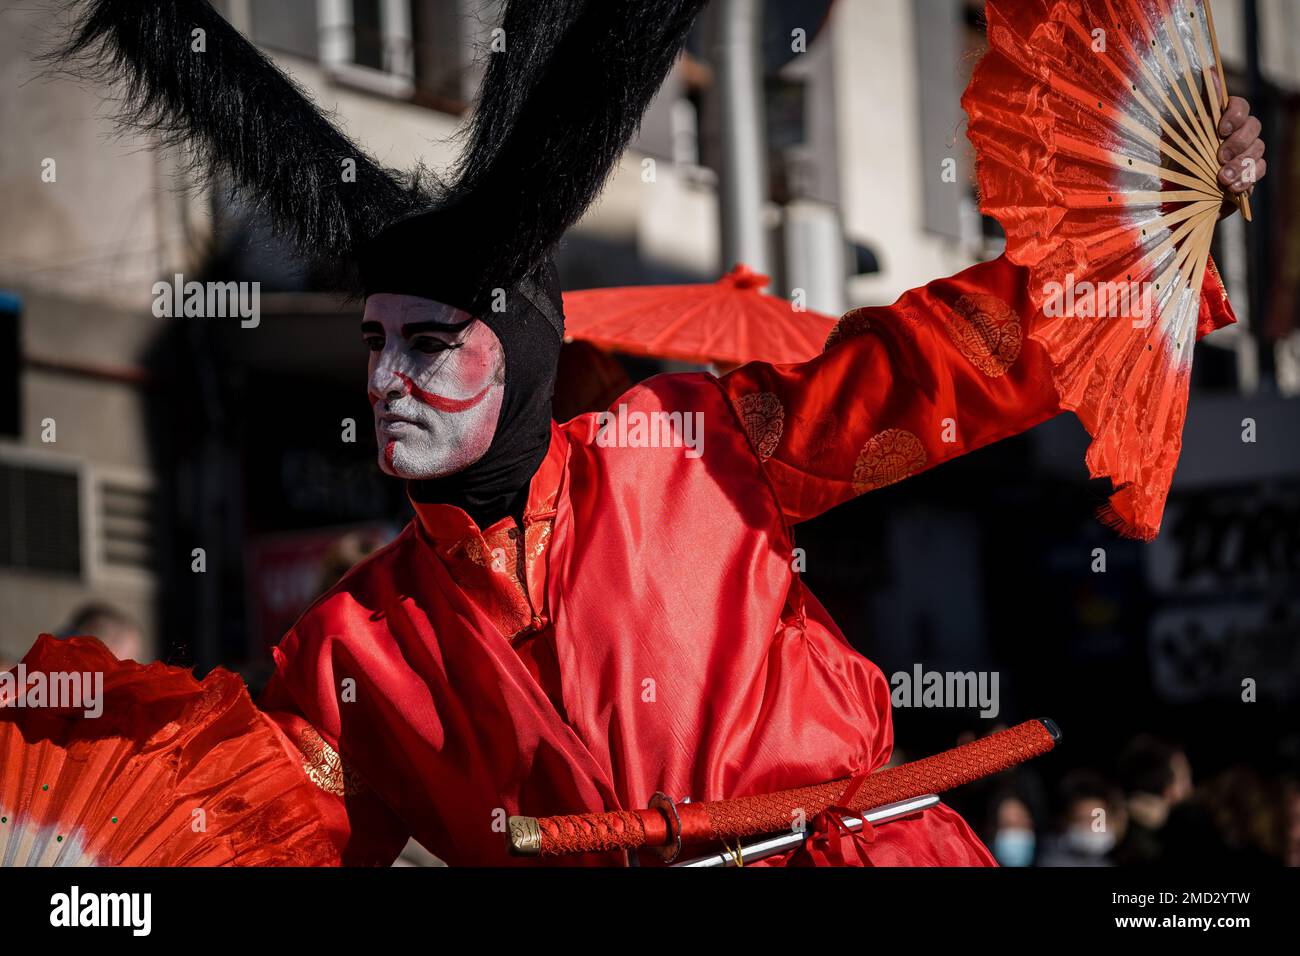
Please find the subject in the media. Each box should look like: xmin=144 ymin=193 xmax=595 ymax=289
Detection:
xmin=377 ymin=439 xmax=462 ymax=481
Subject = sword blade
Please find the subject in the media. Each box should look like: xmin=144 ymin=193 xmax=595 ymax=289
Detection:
xmin=672 ymin=793 xmax=942 ymax=867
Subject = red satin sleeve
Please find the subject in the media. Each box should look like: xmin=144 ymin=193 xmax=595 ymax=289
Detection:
xmin=259 ymin=671 xmax=410 ymax=867
xmin=722 ymin=253 xmax=1237 ymax=527
xmin=721 ymin=254 xmax=1062 ymax=523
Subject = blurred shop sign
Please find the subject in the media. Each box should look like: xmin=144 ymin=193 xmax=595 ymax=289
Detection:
xmin=1147 ymin=484 xmax=1300 ymax=594
xmin=1149 ymin=599 xmax=1300 ymax=704
xmin=1146 ymin=483 xmax=1300 ymax=703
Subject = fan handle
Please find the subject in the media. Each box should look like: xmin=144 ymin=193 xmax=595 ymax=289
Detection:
xmin=1204 ymin=0 xmax=1253 ymax=223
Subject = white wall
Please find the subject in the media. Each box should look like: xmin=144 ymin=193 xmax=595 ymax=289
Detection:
xmin=830 ymin=0 xmax=974 ymax=307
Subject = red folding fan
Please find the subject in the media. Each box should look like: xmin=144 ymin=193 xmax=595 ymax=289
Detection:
xmin=0 ymin=636 xmax=337 ymax=866
xmin=964 ymin=0 xmax=1245 ymax=539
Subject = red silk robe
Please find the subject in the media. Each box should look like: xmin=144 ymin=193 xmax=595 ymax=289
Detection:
xmin=261 ymin=254 xmax=1236 ymax=866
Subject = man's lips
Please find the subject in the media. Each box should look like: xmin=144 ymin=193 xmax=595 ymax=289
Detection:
xmin=378 ymin=414 xmax=421 ymax=431
xmin=371 ymin=371 xmax=494 ymax=414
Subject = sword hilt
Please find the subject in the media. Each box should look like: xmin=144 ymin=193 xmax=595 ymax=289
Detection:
xmin=508 ymin=717 xmax=1061 ymax=859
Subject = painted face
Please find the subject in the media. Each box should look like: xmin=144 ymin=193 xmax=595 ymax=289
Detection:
xmin=363 ymin=294 xmax=505 ymax=480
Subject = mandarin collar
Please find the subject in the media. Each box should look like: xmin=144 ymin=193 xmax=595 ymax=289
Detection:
xmin=410 ymin=420 xmax=566 ymax=542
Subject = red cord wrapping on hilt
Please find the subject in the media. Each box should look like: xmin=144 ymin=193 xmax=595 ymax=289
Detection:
xmin=520 ymin=718 xmax=1060 ymax=859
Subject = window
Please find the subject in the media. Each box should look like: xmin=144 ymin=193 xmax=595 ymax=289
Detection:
xmin=914 ymin=0 xmax=985 ymax=249
xmin=0 ymin=292 xmax=18 ymax=438
xmin=249 ymin=0 xmax=320 ymax=60
xmin=319 ymin=0 xmax=415 ymax=98
xmin=351 ymin=0 xmax=386 ymax=70
xmin=0 ymin=460 xmax=82 ymax=577
xmin=411 ymin=0 xmax=465 ymax=108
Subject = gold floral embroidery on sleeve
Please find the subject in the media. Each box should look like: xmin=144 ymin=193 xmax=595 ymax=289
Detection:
xmin=852 ymin=428 xmax=927 ymax=493
xmin=737 ymin=392 xmax=785 ymax=462
xmin=296 ymin=727 xmax=363 ymax=796
xmin=945 ymin=294 xmax=1022 ymax=378
xmin=824 ymin=309 xmax=873 ymax=352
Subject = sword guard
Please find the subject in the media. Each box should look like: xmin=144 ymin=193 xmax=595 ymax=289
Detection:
xmin=648 ymin=791 xmax=684 ymax=863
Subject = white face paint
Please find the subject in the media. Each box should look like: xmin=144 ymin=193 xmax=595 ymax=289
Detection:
xmin=363 ymin=293 xmax=505 ymax=480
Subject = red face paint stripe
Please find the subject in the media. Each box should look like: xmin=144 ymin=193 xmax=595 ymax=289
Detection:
xmin=378 ymin=371 xmax=494 ymax=413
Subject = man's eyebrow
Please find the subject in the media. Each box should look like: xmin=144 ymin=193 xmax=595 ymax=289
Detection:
xmin=360 ymin=321 xmax=383 ymax=335
xmin=400 ymin=318 xmax=475 ymax=337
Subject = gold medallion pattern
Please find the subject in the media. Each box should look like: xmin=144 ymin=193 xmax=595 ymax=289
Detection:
xmin=737 ymin=392 xmax=785 ymax=461
xmin=946 ymin=294 xmax=1022 ymax=377
xmin=824 ymin=309 xmax=873 ymax=352
xmin=297 ymin=726 xmax=363 ymax=796
xmin=851 ymin=428 xmax=927 ymax=494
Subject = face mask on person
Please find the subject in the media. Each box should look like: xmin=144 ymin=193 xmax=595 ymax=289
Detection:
xmin=1064 ymin=827 xmax=1116 ymax=857
xmin=992 ymin=827 xmax=1036 ymax=867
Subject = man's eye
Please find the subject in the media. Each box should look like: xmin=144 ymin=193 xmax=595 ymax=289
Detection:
xmin=411 ymin=337 xmax=460 ymax=355
xmin=363 ymin=336 xmax=384 ymax=352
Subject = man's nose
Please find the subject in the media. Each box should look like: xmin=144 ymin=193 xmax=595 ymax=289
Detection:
xmin=370 ymin=363 xmax=409 ymax=403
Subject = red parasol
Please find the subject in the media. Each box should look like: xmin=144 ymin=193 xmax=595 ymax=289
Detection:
xmin=561 ymin=264 xmax=838 ymax=368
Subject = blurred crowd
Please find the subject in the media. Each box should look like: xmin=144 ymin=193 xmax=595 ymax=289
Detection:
xmin=946 ymin=732 xmax=1300 ymax=868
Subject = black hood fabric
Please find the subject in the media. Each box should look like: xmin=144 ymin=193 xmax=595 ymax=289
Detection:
xmin=406 ymin=259 xmax=564 ymax=530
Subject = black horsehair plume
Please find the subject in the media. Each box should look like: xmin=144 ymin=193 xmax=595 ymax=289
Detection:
xmin=49 ymin=0 xmax=708 ymax=308
xmin=49 ymin=0 xmax=433 ymax=292
xmin=359 ymin=0 xmax=708 ymax=312
xmin=450 ymin=0 xmax=708 ymax=297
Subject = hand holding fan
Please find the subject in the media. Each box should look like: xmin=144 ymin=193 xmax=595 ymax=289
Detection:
xmin=964 ymin=0 xmax=1250 ymax=539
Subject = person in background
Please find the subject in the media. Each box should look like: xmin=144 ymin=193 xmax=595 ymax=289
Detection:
xmin=987 ymin=791 xmax=1039 ymax=867
xmin=58 ymin=602 xmax=145 ymax=663
xmin=1188 ymin=766 xmax=1288 ymax=866
xmin=1038 ymin=770 xmax=1125 ymax=867
xmin=314 ymin=530 xmax=390 ymax=597
xmin=1112 ymin=734 xmax=1193 ymax=866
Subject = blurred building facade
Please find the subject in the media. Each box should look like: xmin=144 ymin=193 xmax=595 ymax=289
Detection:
xmin=0 ymin=0 xmax=1297 ymax=770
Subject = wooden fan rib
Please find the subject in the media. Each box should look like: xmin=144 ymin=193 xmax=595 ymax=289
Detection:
xmin=1097 ymin=0 xmax=1222 ymax=182
xmin=1099 ymin=15 xmax=1222 ymax=182
xmin=1187 ymin=5 xmax=1224 ymax=131
xmin=1098 ymin=145 xmax=1222 ymax=196
xmin=1125 ymin=0 xmax=1220 ymax=172
xmin=1151 ymin=208 xmax=1215 ymax=293
xmin=1078 ymin=199 xmax=1218 ymax=284
xmin=1064 ymin=14 xmax=1220 ymax=187
xmin=1201 ymin=0 xmax=1253 ymax=220
xmin=1150 ymin=38 xmax=1219 ymax=174
xmin=1154 ymin=4 xmax=1223 ymax=171
xmin=1117 ymin=200 xmax=1219 ymax=292
xmin=1186 ymin=213 xmax=1217 ymax=312
xmin=1170 ymin=219 xmax=1215 ymax=351
xmin=46 ymin=736 xmax=123 ymax=863
xmin=1064 ymin=188 xmax=1214 ymax=210
xmin=1149 ymin=209 xmax=1216 ymax=326
xmin=1102 ymin=85 xmax=1220 ymax=184
xmin=1053 ymin=133 xmax=1218 ymax=197
xmin=1039 ymin=9 xmax=1218 ymax=183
